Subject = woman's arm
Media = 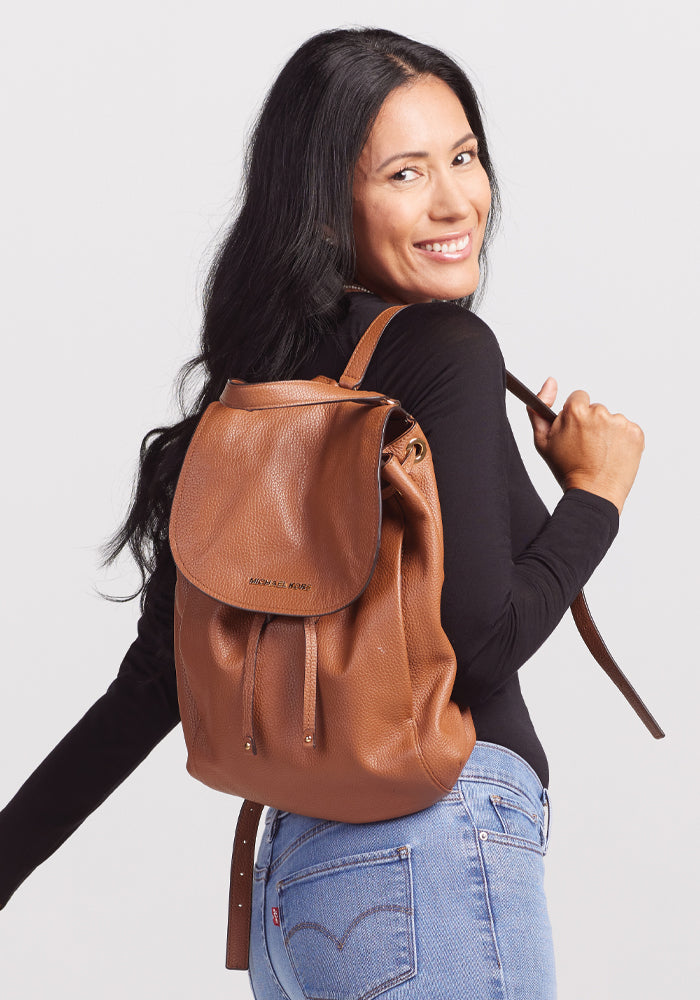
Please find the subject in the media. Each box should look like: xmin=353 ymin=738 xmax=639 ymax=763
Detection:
xmin=0 ymin=557 xmax=180 ymax=909
xmin=367 ymin=301 xmax=620 ymax=706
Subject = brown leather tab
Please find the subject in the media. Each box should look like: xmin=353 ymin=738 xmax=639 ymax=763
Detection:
xmin=226 ymin=800 xmax=265 ymax=970
xmin=339 ymin=306 xmax=407 ymax=389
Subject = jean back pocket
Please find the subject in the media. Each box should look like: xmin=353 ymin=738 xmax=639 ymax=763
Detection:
xmin=276 ymin=844 xmax=417 ymax=1000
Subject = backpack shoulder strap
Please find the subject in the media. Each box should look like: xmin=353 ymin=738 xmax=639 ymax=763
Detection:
xmin=338 ymin=304 xmax=565 ymax=421
xmin=338 ymin=306 xmax=664 ymax=741
xmin=338 ymin=305 xmax=407 ymax=389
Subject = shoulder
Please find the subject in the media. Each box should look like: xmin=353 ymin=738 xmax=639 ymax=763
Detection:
xmin=354 ymin=299 xmax=506 ymax=430
xmin=377 ymin=300 xmax=505 ymax=388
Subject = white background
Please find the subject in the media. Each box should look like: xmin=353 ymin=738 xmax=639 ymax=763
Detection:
xmin=1 ymin=2 xmax=698 ymax=997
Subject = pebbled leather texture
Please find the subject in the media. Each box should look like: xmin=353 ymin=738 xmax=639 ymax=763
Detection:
xmin=169 ymin=306 xmax=664 ymax=971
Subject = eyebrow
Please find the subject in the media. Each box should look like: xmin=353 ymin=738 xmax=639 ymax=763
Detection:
xmin=376 ymin=132 xmax=478 ymax=172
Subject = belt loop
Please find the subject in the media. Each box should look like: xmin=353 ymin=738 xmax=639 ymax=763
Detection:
xmin=267 ymin=807 xmax=281 ymax=843
xmin=541 ymin=787 xmax=552 ymax=852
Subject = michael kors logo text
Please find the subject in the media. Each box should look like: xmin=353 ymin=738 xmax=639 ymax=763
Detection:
xmin=249 ymin=577 xmax=312 ymax=591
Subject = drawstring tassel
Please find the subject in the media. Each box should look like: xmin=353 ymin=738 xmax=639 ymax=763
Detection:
xmin=241 ymin=612 xmax=267 ymax=755
xmin=302 ymin=616 xmax=320 ymax=748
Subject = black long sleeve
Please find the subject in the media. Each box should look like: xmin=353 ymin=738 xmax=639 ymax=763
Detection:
xmin=0 ymin=559 xmax=181 ymax=909
xmin=0 ymin=292 xmax=619 ymax=909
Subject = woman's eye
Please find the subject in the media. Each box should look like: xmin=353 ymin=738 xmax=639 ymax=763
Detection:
xmin=391 ymin=166 xmax=420 ymax=182
xmin=391 ymin=147 xmax=479 ymax=181
xmin=454 ymin=146 xmax=478 ymax=166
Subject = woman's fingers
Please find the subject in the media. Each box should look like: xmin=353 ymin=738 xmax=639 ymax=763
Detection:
xmin=538 ymin=388 xmax=645 ymax=513
xmin=537 ymin=376 xmax=558 ymax=408
xmin=526 ymin=377 xmax=558 ymax=450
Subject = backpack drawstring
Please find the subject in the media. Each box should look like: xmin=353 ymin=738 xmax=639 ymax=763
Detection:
xmin=242 ymin=613 xmax=320 ymax=755
xmin=302 ymin=616 xmax=320 ymax=748
xmin=242 ymin=612 xmax=267 ymax=755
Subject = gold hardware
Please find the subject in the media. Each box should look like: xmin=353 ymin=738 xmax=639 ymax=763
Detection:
xmin=244 ymin=740 xmax=252 ymax=751
xmin=304 ymin=734 xmax=313 ymax=743
xmin=249 ymin=577 xmax=312 ymax=590
xmin=405 ymin=437 xmax=426 ymax=462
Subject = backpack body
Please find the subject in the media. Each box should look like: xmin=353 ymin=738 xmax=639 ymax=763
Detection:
xmin=168 ymin=306 xmax=475 ymax=825
xmin=167 ymin=304 xmax=663 ymax=970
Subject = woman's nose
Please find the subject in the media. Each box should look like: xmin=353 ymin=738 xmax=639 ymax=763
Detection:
xmin=428 ymin=171 xmax=473 ymax=221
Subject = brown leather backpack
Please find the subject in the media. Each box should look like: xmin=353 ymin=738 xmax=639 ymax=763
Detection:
xmin=168 ymin=304 xmax=663 ymax=970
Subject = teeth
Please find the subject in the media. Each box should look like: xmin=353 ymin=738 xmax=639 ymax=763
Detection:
xmin=417 ymin=234 xmax=470 ymax=254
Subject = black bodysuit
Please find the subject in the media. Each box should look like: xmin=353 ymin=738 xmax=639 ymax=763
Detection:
xmin=0 ymin=292 xmax=619 ymax=909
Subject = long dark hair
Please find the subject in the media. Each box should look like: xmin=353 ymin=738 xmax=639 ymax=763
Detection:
xmin=99 ymin=26 xmax=502 ymax=608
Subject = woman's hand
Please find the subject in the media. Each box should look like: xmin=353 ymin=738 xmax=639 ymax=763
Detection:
xmin=526 ymin=377 xmax=645 ymax=515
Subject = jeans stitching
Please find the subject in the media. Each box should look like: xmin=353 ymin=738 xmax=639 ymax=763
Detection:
xmin=253 ymin=865 xmax=291 ymax=1000
xmin=276 ymin=845 xmax=411 ymax=889
xmin=480 ymin=830 xmax=546 ymax=856
xmin=268 ymin=819 xmax=339 ymax=877
xmin=283 ymin=903 xmax=414 ymax=948
xmin=471 ymin=825 xmax=506 ymax=985
xmin=460 ymin=775 xmax=543 ymax=818
xmin=489 ymin=794 xmax=543 ymax=850
xmin=458 ymin=787 xmax=506 ymax=983
xmin=470 ymin=740 xmax=545 ymax=788
xmin=401 ymin=842 xmax=418 ymax=983
xmin=278 ymin=849 xmax=416 ymax=1000
xmin=542 ymin=788 xmax=552 ymax=854
xmin=490 ymin=794 xmax=538 ymax=824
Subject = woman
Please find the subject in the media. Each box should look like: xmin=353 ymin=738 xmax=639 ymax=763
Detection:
xmin=0 ymin=26 xmax=643 ymax=999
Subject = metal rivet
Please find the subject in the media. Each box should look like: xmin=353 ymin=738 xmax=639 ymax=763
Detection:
xmin=304 ymin=735 xmax=312 ymax=743
xmin=479 ymin=831 xmax=488 ymax=841
xmin=244 ymin=740 xmax=252 ymax=751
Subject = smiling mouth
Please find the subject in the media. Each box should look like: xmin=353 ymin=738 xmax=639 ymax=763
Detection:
xmin=413 ymin=230 xmax=472 ymax=255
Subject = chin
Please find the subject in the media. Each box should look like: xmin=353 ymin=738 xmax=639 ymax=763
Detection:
xmin=421 ymin=281 xmax=478 ymax=303
xmin=420 ymin=268 xmax=480 ymax=302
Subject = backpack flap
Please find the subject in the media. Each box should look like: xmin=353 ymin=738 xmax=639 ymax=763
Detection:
xmin=169 ymin=380 xmax=412 ymax=617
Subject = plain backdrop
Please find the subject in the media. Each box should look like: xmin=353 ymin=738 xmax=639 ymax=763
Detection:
xmin=1 ymin=2 xmax=698 ymax=998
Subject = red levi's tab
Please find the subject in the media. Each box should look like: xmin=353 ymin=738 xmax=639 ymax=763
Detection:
xmin=271 ymin=906 xmax=280 ymax=927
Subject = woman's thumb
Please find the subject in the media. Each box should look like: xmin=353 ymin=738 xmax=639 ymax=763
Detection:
xmin=536 ymin=376 xmax=558 ymax=409
xmin=527 ymin=376 xmax=558 ymax=447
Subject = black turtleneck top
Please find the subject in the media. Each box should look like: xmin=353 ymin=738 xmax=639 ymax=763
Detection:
xmin=0 ymin=292 xmax=619 ymax=910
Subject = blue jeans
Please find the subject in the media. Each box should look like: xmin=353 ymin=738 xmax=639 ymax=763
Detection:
xmin=248 ymin=741 xmax=556 ymax=999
